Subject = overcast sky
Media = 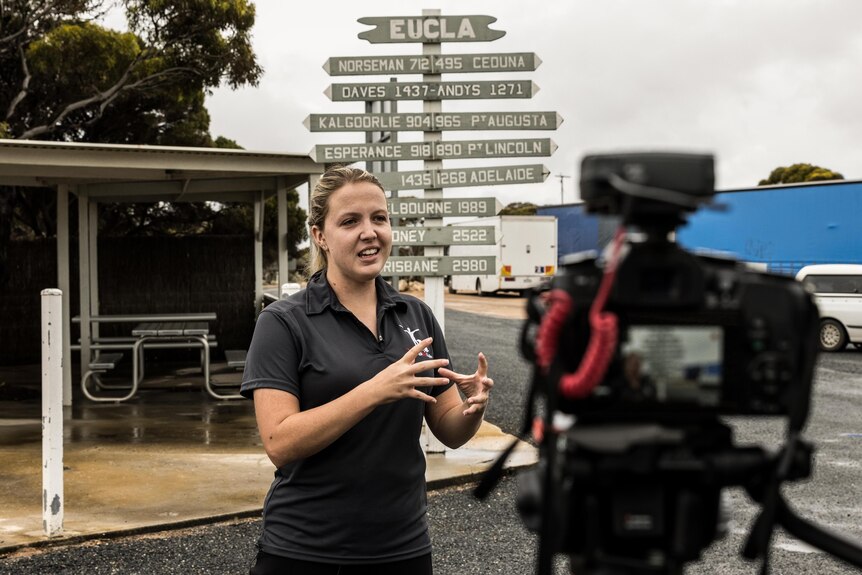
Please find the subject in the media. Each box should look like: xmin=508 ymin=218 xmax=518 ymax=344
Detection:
xmin=198 ymin=1 xmax=862 ymax=209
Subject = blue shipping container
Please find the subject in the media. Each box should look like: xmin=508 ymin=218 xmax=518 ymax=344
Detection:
xmin=536 ymin=203 xmax=618 ymax=264
xmin=677 ymin=179 xmax=862 ymax=275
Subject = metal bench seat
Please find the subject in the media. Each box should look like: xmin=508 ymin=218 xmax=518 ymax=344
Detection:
xmin=81 ymin=353 xmax=128 ymax=402
xmin=88 ymin=352 xmax=124 ymax=371
xmin=224 ymin=350 xmax=248 ymax=370
xmin=71 ymin=340 xmax=219 ymax=351
xmin=81 ymin=334 xmax=216 ymax=343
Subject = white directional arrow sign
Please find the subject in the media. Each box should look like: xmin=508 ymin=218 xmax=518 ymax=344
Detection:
xmin=325 ymin=81 xmax=538 ymax=101
xmin=304 ymin=111 xmax=563 ymax=132
xmin=377 ymin=164 xmax=549 ymax=191
xmin=383 ymin=256 xmax=497 ymax=276
xmin=323 ymin=52 xmax=541 ymax=75
xmin=311 ymin=138 xmax=556 ymax=163
xmin=387 ymin=197 xmax=499 ymax=218
xmin=391 ymin=226 xmax=496 ymax=246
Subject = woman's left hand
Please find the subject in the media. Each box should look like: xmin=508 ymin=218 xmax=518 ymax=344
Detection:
xmin=438 ymin=352 xmax=494 ymax=416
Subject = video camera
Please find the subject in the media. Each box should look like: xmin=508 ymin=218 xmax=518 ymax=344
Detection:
xmin=475 ymin=152 xmax=862 ymax=574
xmin=542 ymin=153 xmax=817 ymax=422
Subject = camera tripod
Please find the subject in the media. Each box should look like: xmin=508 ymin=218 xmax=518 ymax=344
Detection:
xmin=528 ymin=421 xmax=862 ymax=575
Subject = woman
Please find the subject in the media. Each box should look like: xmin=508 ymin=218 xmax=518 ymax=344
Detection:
xmin=241 ymin=166 xmax=494 ymax=574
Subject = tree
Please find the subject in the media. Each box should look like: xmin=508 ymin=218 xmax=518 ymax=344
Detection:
xmin=1 ymin=0 xmax=261 ymax=141
xmin=758 ymin=163 xmax=844 ymax=186
xmin=499 ymin=202 xmax=538 ymax=216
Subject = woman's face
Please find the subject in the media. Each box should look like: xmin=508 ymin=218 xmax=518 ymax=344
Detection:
xmin=312 ymin=181 xmax=392 ymax=288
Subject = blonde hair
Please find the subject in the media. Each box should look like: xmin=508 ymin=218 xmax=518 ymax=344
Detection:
xmin=306 ymin=165 xmax=386 ymax=278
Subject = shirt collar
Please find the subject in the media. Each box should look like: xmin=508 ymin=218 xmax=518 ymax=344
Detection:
xmin=305 ymin=270 xmax=408 ymax=315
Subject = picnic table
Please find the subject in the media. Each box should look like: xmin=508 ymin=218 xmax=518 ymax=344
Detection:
xmin=73 ymin=313 xmax=241 ymax=402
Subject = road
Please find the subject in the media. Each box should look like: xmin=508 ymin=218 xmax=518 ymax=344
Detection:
xmin=2 ymin=297 xmax=861 ymax=574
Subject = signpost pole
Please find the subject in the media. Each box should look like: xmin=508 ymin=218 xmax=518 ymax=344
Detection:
xmin=387 ymin=79 xmax=401 ymax=291
xmin=422 ymin=9 xmax=447 ymax=454
xmin=423 ymin=9 xmax=445 ymax=335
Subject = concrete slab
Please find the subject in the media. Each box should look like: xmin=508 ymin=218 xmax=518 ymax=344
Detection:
xmin=0 ymin=363 xmax=535 ymax=553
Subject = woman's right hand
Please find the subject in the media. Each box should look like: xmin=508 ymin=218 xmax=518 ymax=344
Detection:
xmin=366 ymin=337 xmax=451 ymax=405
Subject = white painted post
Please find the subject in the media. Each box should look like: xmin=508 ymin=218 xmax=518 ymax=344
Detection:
xmin=41 ymin=289 xmax=64 ymax=536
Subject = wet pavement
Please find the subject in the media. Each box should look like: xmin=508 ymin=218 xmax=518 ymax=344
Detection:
xmin=0 ymin=360 xmax=536 ymax=554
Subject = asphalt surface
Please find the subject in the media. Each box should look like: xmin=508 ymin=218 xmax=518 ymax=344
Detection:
xmin=2 ymin=307 xmax=861 ymax=574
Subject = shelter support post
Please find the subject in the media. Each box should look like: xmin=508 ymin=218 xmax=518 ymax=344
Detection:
xmin=77 ymin=189 xmax=91 ymax=384
xmin=254 ymin=191 xmax=264 ymax=313
xmin=57 ymin=185 xmax=72 ymax=405
xmin=88 ymin=198 xmax=100 ymax=350
xmin=277 ymin=179 xmax=289 ymax=287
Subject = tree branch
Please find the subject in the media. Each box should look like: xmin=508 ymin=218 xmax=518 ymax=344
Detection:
xmin=15 ymin=49 xmax=152 ymax=139
xmin=0 ymin=0 xmax=55 ymax=49
xmin=5 ymin=44 xmax=31 ymax=121
xmin=0 ymin=24 xmax=28 ymax=51
xmin=77 ymin=64 xmax=204 ymax=131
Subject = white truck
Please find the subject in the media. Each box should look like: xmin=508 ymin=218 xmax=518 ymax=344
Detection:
xmin=448 ymin=215 xmax=557 ymax=296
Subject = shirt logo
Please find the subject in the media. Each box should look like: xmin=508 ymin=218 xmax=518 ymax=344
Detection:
xmin=399 ymin=324 xmax=433 ymax=359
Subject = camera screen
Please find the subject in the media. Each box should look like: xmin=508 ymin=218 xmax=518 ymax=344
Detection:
xmin=620 ymin=326 xmax=723 ymax=405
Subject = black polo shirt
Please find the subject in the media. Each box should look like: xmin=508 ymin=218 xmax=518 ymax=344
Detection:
xmin=241 ymin=271 xmax=454 ymax=564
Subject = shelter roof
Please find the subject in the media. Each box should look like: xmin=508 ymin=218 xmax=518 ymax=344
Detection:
xmin=0 ymin=140 xmax=324 ymax=202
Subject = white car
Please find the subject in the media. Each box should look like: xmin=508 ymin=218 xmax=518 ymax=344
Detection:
xmin=280 ymin=282 xmax=302 ymax=299
xmin=795 ymin=264 xmax=862 ymax=352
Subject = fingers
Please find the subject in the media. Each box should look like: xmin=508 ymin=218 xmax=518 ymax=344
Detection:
xmin=463 ymin=404 xmax=483 ymax=416
xmin=463 ymin=376 xmax=493 ymax=416
xmin=413 ymin=389 xmax=438 ymax=404
xmin=482 ymin=376 xmax=494 ymax=392
xmin=436 ymin=367 xmax=460 ymax=381
xmin=414 ymin=376 xmax=452 ymax=387
xmin=410 ymin=358 xmax=449 ymax=375
xmin=463 ymin=391 xmax=489 ymax=415
xmin=477 ymin=352 xmax=488 ymax=378
xmin=402 ymin=337 xmax=448 ymax=374
xmin=403 ymin=337 xmax=433 ymax=363
xmin=438 ymin=354 xmax=491 ymax=384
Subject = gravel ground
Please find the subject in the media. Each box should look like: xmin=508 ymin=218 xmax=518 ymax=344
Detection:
xmin=0 ymin=475 xmax=569 ymax=575
xmin=2 ymin=308 xmax=860 ymax=574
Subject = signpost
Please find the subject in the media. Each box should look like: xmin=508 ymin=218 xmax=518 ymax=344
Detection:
xmin=383 ymin=256 xmax=496 ymax=276
xmin=324 ymin=52 xmax=541 ymax=75
xmin=376 ymin=164 xmax=548 ymax=191
xmin=304 ymin=111 xmax=563 ymax=132
xmin=325 ymin=80 xmax=538 ymax=101
xmin=311 ymin=138 xmax=556 ymax=162
xmin=387 ymin=196 xmax=498 ymax=218
xmin=358 ymin=15 xmax=505 ymax=43
xmin=391 ymin=225 xmax=495 ymax=246
xmin=308 ymin=11 xmax=561 ymax=332
xmin=308 ymin=11 xmax=562 ymax=454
